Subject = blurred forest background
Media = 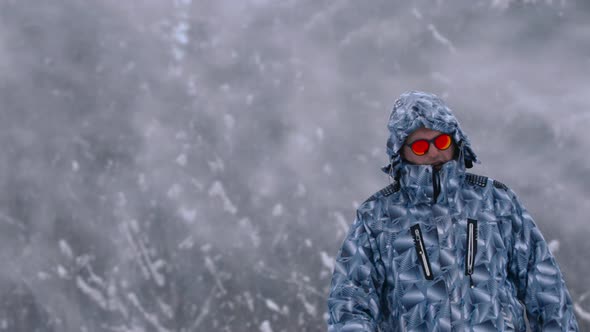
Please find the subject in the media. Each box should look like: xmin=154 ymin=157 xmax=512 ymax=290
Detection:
xmin=1 ymin=0 xmax=589 ymax=331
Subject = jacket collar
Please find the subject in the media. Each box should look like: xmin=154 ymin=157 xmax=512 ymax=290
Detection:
xmin=397 ymin=158 xmax=465 ymax=206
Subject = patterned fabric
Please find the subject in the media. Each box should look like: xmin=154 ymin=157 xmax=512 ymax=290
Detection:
xmin=327 ymin=91 xmax=579 ymax=331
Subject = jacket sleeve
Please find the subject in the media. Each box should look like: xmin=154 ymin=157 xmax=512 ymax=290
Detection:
xmin=506 ymin=189 xmax=579 ymax=331
xmin=326 ymin=205 xmax=386 ymax=332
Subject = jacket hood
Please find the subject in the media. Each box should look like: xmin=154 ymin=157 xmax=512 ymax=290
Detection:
xmin=381 ymin=91 xmax=479 ymax=176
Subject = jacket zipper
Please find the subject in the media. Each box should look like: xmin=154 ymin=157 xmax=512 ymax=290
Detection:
xmin=465 ymin=219 xmax=478 ymax=288
xmin=432 ymin=168 xmax=441 ymax=203
xmin=410 ymin=224 xmax=433 ymax=280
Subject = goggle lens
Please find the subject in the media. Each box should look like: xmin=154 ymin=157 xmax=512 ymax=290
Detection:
xmin=410 ymin=140 xmax=430 ymax=156
xmin=434 ymin=134 xmax=452 ymax=150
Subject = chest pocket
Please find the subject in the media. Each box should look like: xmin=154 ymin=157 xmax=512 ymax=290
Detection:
xmin=465 ymin=219 xmax=478 ymax=287
xmin=410 ymin=224 xmax=433 ymax=280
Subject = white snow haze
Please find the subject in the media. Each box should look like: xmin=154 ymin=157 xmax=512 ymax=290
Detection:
xmin=0 ymin=0 xmax=589 ymax=331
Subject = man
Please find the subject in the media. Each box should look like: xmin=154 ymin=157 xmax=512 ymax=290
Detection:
xmin=326 ymin=91 xmax=579 ymax=331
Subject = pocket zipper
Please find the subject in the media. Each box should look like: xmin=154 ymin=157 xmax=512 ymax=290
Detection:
xmin=465 ymin=219 xmax=478 ymax=288
xmin=410 ymin=224 xmax=433 ymax=280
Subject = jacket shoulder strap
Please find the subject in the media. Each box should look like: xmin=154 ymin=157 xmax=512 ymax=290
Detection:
xmin=465 ymin=172 xmax=509 ymax=191
xmin=492 ymin=179 xmax=508 ymax=191
xmin=465 ymin=172 xmax=488 ymax=187
xmin=379 ymin=182 xmax=401 ymax=197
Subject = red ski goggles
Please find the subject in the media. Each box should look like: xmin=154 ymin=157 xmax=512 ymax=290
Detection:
xmin=405 ymin=133 xmax=453 ymax=156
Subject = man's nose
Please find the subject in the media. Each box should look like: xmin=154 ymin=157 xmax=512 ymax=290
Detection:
xmin=428 ymin=144 xmax=443 ymax=157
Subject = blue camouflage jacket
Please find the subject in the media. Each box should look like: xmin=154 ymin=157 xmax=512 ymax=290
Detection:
xmin=327 ymin=91 xmax=579 ymax=331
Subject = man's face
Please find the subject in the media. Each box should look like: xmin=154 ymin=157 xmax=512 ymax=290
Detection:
xmin=401 ymin=127 xmax=456 ymax=170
